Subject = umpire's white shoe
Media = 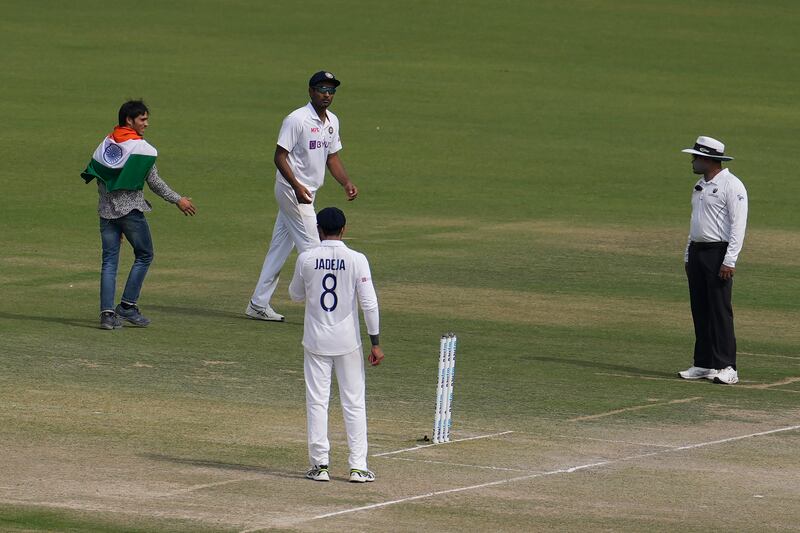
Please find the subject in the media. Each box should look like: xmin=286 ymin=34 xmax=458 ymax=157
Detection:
xmin=349 ymin=469 xmax=375 ymax=483
xmin=306 ymin=465 xmax=329 ymax=482
xmin=713 ymin=366 xmax=739 ymax=385
xmin=245 ymin=301 xmax=284 ymax=322
xmin=678 ymin=366 xmax=719 ymax=380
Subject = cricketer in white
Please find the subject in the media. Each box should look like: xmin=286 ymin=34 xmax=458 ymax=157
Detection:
xmin=289 ymin=207 xmax=383 ymax=482
xmin=247 ymin=71 xmax=358 ymax=322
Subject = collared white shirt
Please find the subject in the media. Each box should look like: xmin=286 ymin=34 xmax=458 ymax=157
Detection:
xmin=275 ymin=102 xmax=342 ymax=192
xmin=685 ymin=168 xmax=748 ymax=267
xmin=289 ymin=240 xmax=379 ymax=356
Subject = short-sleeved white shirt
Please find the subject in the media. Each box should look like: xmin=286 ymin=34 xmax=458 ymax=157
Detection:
xmin=275 ymin=102 xmax=342 ymax=192
xmin=289 ymin=240 xmax=380 ymax=356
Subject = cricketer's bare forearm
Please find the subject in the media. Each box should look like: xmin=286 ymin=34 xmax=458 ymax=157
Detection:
xmin=274 ymin=146 xmax=303 ymax=191
xmin=326 ymin=153 xmax=352 ymax=188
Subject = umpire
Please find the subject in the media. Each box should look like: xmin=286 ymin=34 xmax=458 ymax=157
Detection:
xmin=678 ymin=136 xmax=748 ymax=385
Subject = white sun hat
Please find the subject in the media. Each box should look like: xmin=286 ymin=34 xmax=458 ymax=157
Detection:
xmin=681 ymin=136 xmax=734 ymax=161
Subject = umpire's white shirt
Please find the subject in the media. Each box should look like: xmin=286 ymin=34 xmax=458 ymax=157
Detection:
xmin=276 ymin=103 xmax=342 ymax=192
xmin=289 ymin=240 xmax=379 ymax=355
xmin=685 ymin=168 xmax=748 ymax=267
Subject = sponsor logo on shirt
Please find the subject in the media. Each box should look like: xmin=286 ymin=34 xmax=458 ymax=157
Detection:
xmin=311 ymin=127 xmax=320 ymax=133
xmin=309 ymin=140 xmax=331 ymax=150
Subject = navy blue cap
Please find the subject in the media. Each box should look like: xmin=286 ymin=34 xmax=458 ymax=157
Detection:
xmin=317 ymin=207 xmax=346 ymax=234
xmin=309 ymin=71 xmax=341 ymax=87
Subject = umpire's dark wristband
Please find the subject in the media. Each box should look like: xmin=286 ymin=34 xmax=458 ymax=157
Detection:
xmin=369 ymin=334 xmax=380 ymax=347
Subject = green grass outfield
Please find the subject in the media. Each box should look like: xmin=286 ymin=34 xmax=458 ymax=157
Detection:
xmin=1 ymin=1 xmax=799 ymax=531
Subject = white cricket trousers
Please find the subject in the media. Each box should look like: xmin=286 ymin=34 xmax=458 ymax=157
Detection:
xmin=251 ymin=180 xmax=320 ymax=308
xmin=304 ymin=347 xmax=368 ymax=470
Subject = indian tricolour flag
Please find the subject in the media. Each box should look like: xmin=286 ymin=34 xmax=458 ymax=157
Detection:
xmin=81 ymin=135 xmax=157 ymax=192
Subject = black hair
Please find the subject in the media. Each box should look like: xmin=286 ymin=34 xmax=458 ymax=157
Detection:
xmin=118 ymin=100 xmax=149 ymax=126
xmin=317 ymin=207 xmax=347 ymax=236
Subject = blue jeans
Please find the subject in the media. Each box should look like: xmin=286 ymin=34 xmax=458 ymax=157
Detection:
xmin=100 ymin=210 xmax=154 ymax=312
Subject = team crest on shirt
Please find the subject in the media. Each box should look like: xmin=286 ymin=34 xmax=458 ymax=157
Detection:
xmin=328 ymin=126 xmax=334 ymax=134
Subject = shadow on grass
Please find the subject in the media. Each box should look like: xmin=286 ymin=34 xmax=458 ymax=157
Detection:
xmin=0 ymin=311 xmax=95 ymax=329
xmin=527 ymin=355 xmax=676 ymax=378
xmin=141 ymin=453 xmax=305 ymax=480
xmin=146 ymin=304 xmax=244 ymax=320
xmin=147 ymin=304 xmax=303 ymax=327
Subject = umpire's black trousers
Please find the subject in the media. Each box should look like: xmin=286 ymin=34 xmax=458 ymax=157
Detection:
xmin=687 ymin=242 xmax=736 ymax=370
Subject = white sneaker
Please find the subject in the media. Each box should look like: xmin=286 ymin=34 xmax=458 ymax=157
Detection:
xmin=306 ymin=465 xmax=329 ymax=482
xmin=349 ymin=468 xmax=375 ymax=483
xmin=245 ymin=301 xmax=284 ymax=322
xmin=713 ymin=366 xmax=739 ymax=385
xmin=678 ymin=366 xmax=719 ymax=380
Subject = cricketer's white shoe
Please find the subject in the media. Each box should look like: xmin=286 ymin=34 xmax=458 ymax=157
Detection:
xmin=306 ymin=465 xmax=329 ymax=482
xmin=678 ymin=366 xmax=719 ymax=380
xmin=245 ymin=301 xmax=284 ymax=322
xmin=713 ymin=366 xmax=739 ymax=385
xmin=349 ymin=469 xmax=375 ymax=483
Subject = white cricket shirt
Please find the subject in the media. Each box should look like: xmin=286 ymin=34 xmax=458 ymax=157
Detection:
xmin=289 ymin=240 xmax=379 ymax=356
xmin=275 ymin=102 xmax=342 ymax=192
xmin=684 ymin=168 xmax=748 ymax=267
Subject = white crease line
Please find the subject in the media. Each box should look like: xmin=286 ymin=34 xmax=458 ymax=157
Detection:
xmin=593 ymin=372 xmax=676 ymax=382
xmin=740 ymin=351 xmax=800 ymax=361
xmin=160 ymin=478 xmax=250 ymax=497
xmin=371 ymin=431 xmax=514 ymax=457
xmin=302 ymin=423 xmax=800 ymax=523
xmin=741 ymin=376 xmax=800 ymax=390
xmin=306 ymin=460 xmax=612 ymax=524
xmin=0 ymin=498 xmax=148 ymax=517
xmin=384 ymin=456 xmax=531 ymax=473
xmin=553 ymin=434 xmax=678 ymax=449
xmin=594 ymin=372 xmax=759 ymax=385
xmin=669 ymin=425 xmax=800 ymax=451
xmin=568 ymin=397 xmax=702 ymax=422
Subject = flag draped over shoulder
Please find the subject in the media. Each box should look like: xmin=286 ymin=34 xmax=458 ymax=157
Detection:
xmin=81 ymin=127 xmax=157 ymax=192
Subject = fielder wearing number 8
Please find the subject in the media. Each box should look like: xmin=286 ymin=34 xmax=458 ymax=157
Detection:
xmin=289 ymin=207 xmax=384 ymax=483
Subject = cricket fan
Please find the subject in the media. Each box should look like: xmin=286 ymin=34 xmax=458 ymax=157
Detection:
xmin=81 ymin=100 xmax=196 ymax=330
